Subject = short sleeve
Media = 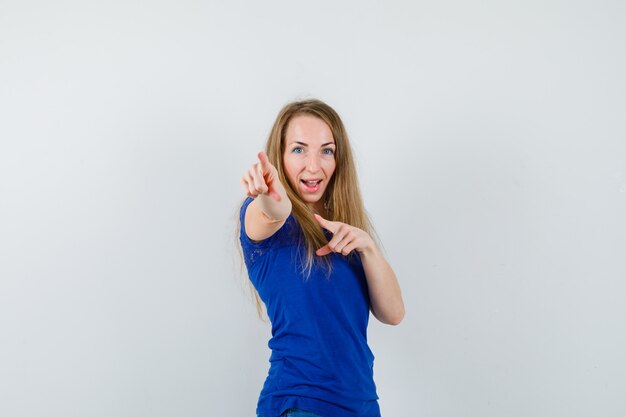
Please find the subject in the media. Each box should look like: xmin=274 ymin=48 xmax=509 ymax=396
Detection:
xmin=239 ymin=197 xmax=298 ymax=268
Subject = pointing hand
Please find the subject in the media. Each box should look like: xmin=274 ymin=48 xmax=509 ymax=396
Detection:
xmin=313 ymin=213 xmax=374 ymax=257
xmin=241 ymin=151 xmax=282 ymax=201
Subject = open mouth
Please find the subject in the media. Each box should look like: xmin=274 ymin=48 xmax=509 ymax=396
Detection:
xmin=301 ymin=179 xmax=322 ymax=193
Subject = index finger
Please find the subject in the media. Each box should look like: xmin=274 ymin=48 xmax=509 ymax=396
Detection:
xmin=257 ymin=151 xmax=272 ymax=172
xmin=313 ymin=213 xmax=338 ymax=234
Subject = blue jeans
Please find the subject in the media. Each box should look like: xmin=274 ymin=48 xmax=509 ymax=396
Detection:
xmin=258 ymin=409 xmax=324 ymax=417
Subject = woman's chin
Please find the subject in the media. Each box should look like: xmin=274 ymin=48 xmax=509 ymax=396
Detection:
xmin=296 ymin=192 xmax=324 ymax=208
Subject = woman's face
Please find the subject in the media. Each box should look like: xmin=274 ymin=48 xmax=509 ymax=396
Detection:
xmin=283 ymin=114 xmax=336 ymax=212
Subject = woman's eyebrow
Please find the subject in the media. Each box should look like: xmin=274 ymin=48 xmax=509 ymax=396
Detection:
xmin=290 ymin=141 xmax=335 ymax=147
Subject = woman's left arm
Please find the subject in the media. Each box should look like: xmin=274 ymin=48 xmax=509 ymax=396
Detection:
xmin=314 ymin=214 xmax=405 ymax=325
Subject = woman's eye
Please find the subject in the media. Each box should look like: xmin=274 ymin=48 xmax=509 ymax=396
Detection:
xmin=322 ymin=148 xmax=334 ymax=155
xmin=292 ymin=147 xmax=304 ymax=154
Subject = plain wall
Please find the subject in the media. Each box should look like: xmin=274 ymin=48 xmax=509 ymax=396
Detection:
xmin=1 ymin=1 xmax=625 ymax=416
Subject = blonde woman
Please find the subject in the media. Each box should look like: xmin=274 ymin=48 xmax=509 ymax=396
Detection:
xmin=239 ymin=99 xmax=404 ymax=417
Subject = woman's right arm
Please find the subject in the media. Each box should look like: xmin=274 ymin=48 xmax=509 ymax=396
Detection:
xmin=241 ymin=151 xmax=292 ymax=242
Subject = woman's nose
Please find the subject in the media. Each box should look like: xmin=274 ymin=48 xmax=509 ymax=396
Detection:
xmin=306 ymin=154 xmax=321 ymax=172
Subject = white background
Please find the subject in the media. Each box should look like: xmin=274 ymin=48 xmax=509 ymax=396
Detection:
xmin=1 ymin=1 xmax=625 ymax=416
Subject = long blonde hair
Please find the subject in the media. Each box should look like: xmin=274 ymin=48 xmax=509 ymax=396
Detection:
xmin=241 ymin=99 xmax=372 ymax=318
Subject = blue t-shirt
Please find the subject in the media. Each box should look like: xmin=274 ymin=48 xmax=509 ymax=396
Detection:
xmin=239 ymin=198 xmax=381 ymax=417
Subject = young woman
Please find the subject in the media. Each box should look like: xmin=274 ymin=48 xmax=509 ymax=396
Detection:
xmin=239 ymin=99 xmax=404 ymax=417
